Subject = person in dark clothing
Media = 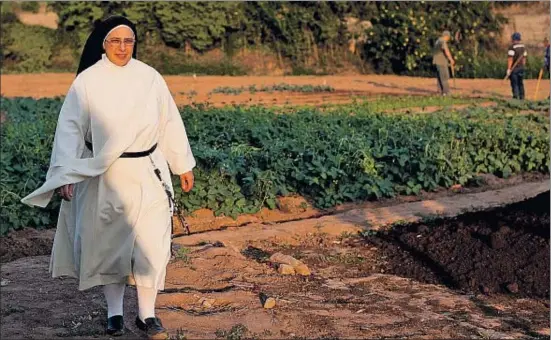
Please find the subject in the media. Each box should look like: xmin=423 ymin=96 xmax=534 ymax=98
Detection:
xmin=506 ymin=32 xmax=527 ymax=100
xmin=544 ymin=37 xmax=550 ymax=99
xmin=544 ymin=37 xmax=550 ymax=75
xmin=432 ymin=30 xmax=455 ymax=96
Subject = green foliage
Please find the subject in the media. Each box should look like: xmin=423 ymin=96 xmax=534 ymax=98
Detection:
xmin=2 ymin=1 xmax=532 ymax=78
xmin=457 ymin=53 xmax=548 ymax=79
xmin=1 ymin=22 xmax=56 ymax=73
xmin=49 ymin=2 xmax=360 ymax=69
xmin=174 ymin=247 xmax=192 ymax=263
xmin=0 ymin=97 xmax=63 ymax=234
xmin=361 ymin=2 xmax=506 ymax=76
xmin=1 ymin=97 xmax=549 ymax=235
xmin=149 ymin=56 xmax=246 ymax=76
xmin=20 ymin=2 xmax=40 ymax=13
xmin=210 ymin=83 xmax=335 ymax=95
xmin=344 ymin=95 xmax=484 ymax=112
xmin=215 ymin=324 xmax=249 ymax=340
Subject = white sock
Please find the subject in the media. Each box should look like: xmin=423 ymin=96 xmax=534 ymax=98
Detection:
xmin=137 ymin=285 xmax=158 ymax=322
xmin=103 ymin=283 xmax=125 ymax=318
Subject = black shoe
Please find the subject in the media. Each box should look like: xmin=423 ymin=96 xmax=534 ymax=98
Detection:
xmin=135 ymin=316 xmax=169 ymax=339
xmin=106 ymin=315 xmax=125 ymax=336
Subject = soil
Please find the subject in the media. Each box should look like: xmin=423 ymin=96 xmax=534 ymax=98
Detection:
xmin=1 ymin=183 xmax=549 ymax=339
xmin=0 ymin=228 xmax=55 ymax=263
xmin=2 ymin=74 xmax=550 ymax=107
xmin=2 ymin=173 xmax=546 ymax=264
xmin=362 ymin=191 xmax=550 ymax=299
xmin=1 ymin=72 xmax=550 ymax=339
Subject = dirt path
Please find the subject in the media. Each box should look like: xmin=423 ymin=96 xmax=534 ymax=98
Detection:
xmin=2 ymin=74 xmax=549 ymax=107
xmin=175 ymin=180 xmax=549 ymax=249
xmin=1 ymin=180 xmax=549 ymax=339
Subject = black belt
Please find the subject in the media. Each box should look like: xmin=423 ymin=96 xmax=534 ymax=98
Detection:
xmin=85 ymin=141 xmax=157 ymax=158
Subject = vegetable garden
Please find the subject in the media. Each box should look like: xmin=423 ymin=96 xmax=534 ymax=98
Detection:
xmin=1 ymin=96 xmax=548 ymax=235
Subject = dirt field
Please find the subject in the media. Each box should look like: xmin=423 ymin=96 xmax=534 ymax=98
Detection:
xmin=2 ymin=74 xmax=550 ymax=107
xmin=1 ymin=179 xmax=549 ymax=339
xmin=2 ymin=188 xmax=549 ymax=339
xmin=1 ymin=72 xmax=550 ymax=339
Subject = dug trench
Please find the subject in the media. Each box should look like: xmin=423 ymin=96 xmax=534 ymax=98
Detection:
xmin=360 ymin=190 xmax=550 ymax=299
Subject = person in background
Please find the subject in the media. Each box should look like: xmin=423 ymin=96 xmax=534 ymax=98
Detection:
xmin=544 ymin=37 xmax=550 ymax=74
xmin=432 ymin=30 xmax=455 ymax=96
xmin=544 ymin=37 xmax=550 ymax=98
xmin=506 ymin=32 xmax=527 ymax=100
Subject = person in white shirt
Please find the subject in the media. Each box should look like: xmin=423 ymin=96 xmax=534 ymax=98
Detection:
xmin=21 ymin=16 xmax=196 ymax=339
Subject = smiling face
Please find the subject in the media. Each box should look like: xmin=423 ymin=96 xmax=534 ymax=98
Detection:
xmin=103 ymin=26 xmax=135 ymax=67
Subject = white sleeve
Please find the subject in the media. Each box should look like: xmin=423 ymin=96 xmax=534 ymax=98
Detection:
xmin=507 ymin=49 xmax=515 ymax=57
xmin=47 ymin=80 xmax=89 ymax=178
xmin=156 ymin=74 xmax=196 ymax=175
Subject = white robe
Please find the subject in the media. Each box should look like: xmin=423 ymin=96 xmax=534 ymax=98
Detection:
xmin=21 ymin=55 xmax=196 ymax=291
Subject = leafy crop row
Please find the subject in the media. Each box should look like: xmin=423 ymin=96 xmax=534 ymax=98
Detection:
xmin=0 ymin=97 xmax=549 ymax=235
xmin=210 ymin=83 xmax=335 ymax=95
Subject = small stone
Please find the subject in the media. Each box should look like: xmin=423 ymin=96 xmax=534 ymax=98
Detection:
xmin=1 ymin=279 xmax=10 ymax=287
xmin=269 ymin=252 xmax=301 ymax=267
xmin=450 ymin=184 xmax=462 ymax=192
xmin=278 ymin=264 xmax=296 ymax=275
xmin=199 ymin=297 xmax=215 ymax=308
xmin=294 ymin=263 xmax=311 ymax=276
xmin=506 ymin=282 xmax=519 ymax=294
xmin=263 ymin=297 xmax=276 ymax=309
xmin=259 ymin=293 xmax=276 ymax=309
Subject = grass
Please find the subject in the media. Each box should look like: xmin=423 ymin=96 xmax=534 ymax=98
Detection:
xmin=341 ymin=95 xmax=485 ymax=112
xmin=325 ymin=253 xmax=366 ymax=265
xmin=215 ymin=324 xmax=250 ymax=340
xmin=169 ymin=328 xmax=188 ymax=340
xmin=210 ymin=83 xmax=335 ymax=95
xmin=174 ymin=247 xmax=192 ymax=263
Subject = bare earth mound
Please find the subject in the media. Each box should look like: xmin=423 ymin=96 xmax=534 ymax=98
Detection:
xmin=362 ymin=191 xmax=550 ymax=298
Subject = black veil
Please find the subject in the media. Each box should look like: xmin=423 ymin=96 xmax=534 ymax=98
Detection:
xmin=76 ymin=16 xmax=138 ymax=76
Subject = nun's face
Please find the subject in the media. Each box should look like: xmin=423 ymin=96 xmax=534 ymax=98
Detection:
xmin=103 ymin=26 xmax=135 ymax=67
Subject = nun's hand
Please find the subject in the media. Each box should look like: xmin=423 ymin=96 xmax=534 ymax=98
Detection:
xmin=58 ymin=184 xmax=75 ymax=201
xmin=180 ymin=171 xmax=194 ymax=193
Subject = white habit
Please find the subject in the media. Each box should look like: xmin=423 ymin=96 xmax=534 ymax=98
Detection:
xmin=21 ymin=55 xmax=196 ymax=291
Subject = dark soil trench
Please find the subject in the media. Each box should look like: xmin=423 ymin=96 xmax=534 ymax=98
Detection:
xmin=362 ymin=191 xmax=550 ymax=298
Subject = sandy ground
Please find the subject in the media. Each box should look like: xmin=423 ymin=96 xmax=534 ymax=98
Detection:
xmin=2 ymin=74 xmax=550 ymax=107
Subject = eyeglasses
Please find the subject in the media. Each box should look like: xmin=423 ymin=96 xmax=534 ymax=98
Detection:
xmin=105 ymin=38 xmax=136 ymax=47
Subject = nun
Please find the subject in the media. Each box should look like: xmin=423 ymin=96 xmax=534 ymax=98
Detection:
xmin=21 ymin=16 xmax=195 ymax=339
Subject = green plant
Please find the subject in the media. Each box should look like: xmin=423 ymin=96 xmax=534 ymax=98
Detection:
xmin=1 ymin=23 xmax=56 ymax=73
xmin=20 ymin=2 xmax=40 ymax=13
xmin=210 ymin=83 xmax=335 ymax=95
xmin=169 ymin=328 xmax=188 ymax=340
xmin=1 ymin=97 xmax=549 ymax=235
xmin=174 ymin=247 xmax=192 ymax=263
xmin=215 ymin=324 xmax=249 ymax=340
xmin=361 ymin=2 xmax=506 ymax=75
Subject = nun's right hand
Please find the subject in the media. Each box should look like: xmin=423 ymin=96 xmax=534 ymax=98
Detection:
xmin=58 ymin=184 xmax=75 ymax=201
